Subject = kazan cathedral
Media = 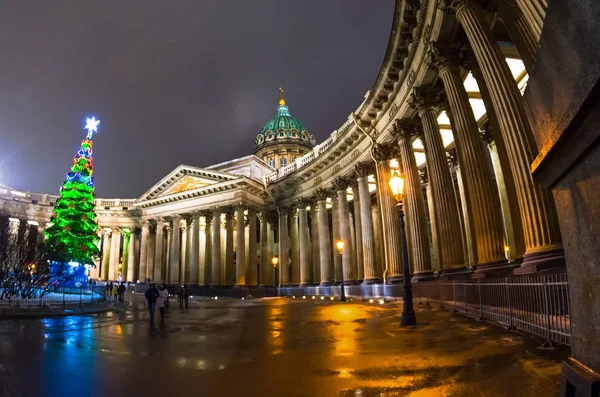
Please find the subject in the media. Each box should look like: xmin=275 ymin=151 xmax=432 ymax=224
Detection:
xmin=1 ymin=0 xmax=599 ymax=390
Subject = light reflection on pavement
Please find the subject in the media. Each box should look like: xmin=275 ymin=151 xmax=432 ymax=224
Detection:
xmin=0 ymin=298 xmax=562 ymax=397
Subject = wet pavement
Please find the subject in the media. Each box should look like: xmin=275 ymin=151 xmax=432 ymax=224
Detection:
xmin=0 ymin=297 xmax=562 ymax=397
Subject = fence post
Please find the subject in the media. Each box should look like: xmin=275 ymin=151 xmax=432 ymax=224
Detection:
xmin=542 ymin=275 xmax=553 ymax=347
xmin=505 ymin=277 xmax=516 ymax=330
xmin=63 ymin=288 xmax=65 ymax=307
xmin=79 ymin=286 xmax=82 ymax=306
xmin=453 ymin=281 xmax=458 ymax=313
xmin=477 ymin=279 xmax=484 ymax=321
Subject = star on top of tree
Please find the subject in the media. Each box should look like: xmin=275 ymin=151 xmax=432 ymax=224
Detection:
xmin=84 ymin=116 xmax=100 ymax=139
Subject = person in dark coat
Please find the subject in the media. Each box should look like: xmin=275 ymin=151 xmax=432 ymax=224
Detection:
xmin=144 ymin=284 xmax=159 ymax=325
xmin=117 ymin=283 xmax=126 ymax=303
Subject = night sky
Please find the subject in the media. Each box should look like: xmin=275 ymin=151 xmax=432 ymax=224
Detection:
xmin=0 ymin=1 xmax=393 ymax=198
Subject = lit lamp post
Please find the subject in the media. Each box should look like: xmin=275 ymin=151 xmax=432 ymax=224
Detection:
xmin=335 ymin=240 xmax=346 ymax=302
xmin=389 ymin=171 xmax=417 ymax=327
xmin=272 ymin=256 xmax=279 ymax=288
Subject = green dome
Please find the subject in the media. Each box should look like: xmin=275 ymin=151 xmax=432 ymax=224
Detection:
xmin=254 ymin=104 xmax=316 ymax=149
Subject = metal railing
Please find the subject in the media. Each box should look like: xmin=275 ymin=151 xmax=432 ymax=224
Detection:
xmin=413 ymin=273 xmax=571 ymax=346
xmin=0 ymin=285 xmax=108 ymax=308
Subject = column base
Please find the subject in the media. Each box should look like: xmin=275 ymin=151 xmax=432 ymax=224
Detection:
xmin=299 ymin=282 xmax=311 ymax=287
xmin=343 ymin=280 xmax=359 ymax=286
xmin=560 ymin=358 xmax=600 ymax=397
xmin=412 ymin=271 xmax=435 ymax=282
xmin=259 ymin=284 xmax=276 ymax=288
xmin=234 ymin=284 xmax=246 ymax=288
xmin=387 ymin=275 xmax=404 ymax=284
xmin=319 ymin=281 xmax=334 ymax=287
xmin=472 ymin=259 xmax=518 ymax=279
xmin=514 ymin=247 xmax=565 ymax=275
xmin=362 ymin=277 xmax=381 ymax=285
xmin=439 ymin=267 xmax=472 ymax=280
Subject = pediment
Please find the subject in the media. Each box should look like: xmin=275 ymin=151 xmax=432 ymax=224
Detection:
xmin=136 ymin=165 xmax=238 ymax=203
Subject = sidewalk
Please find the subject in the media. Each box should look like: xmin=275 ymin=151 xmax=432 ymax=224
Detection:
xmin=0 ymin=300 xmax=127 ymax=319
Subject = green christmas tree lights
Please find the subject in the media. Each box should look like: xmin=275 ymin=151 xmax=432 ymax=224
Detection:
xmin=44 ymin=117 xmax=101 ymax=266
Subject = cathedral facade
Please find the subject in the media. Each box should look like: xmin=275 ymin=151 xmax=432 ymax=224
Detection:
xmin=1 ymin=1 xmax=600 ymax=390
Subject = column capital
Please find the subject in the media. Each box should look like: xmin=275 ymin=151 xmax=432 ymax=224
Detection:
xmin=313 ymin=189 xmax=329 ymax=202
xmin=490 ymin=0 xmax=520 ymax=20
xmin=224 ymin=208 xmax=235 ymax=218
xmin=354 ymin=162 xmax=372 ymax=178
xmin=296 ymin=198 xmax=311 ymax=209
xmin=408 ymin=86 xmax=445 ymax=115
xmin=210 ymin=207 xmax=222 ymax=217
xmin=426 ymin=41 xmax=462 ymax=74
xmin=371 ymin=142 xmax=399 ymax=162
xmin=391 ymin=118 xmax=420 ymax=143
xmin=447 ymin=147 xmax=459 ymax=167
xmin=332 ymin=177 xmax=350 ymax=192
xmin=419 ymin=168 xmax=429 ymax=184
xmin=437 ymin=0 xmax=479 ymax=15
xmin=480 ymin=125 xmax=495 ymax=145
xmin=278 ymin=206 xmax=291 ymax=216
xmin=233 ymin=202 xmax=245 ymax=212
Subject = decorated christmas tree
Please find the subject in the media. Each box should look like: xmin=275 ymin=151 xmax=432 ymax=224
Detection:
xmin=44 ymin=117 xmax=102 ymax=269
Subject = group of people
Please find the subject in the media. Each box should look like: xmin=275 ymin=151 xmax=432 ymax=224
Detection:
xmin=144 ymin=284 xmax=190 ymax=324
xmin=105 ymin=281 xmax=127 ymax=303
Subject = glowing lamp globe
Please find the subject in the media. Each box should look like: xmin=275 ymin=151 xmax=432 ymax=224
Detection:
xmin=271 ymin=256 xmax=279 ymax=267
xmin=336 ymin=240 xmax=345 ymax=254
xmin=389 ymin=172 xmax=405 ymax=202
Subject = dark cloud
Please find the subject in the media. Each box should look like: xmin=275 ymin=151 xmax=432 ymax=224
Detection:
xmin=0 ymin=1 xmax=393 ymax=197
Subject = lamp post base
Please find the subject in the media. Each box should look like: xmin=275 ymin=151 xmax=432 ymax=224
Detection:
xmin=401 ymin=311 xmax=417 ymax=327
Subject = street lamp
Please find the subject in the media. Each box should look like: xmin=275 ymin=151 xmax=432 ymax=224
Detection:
xmin=335 ymin=240 xmax=347 ymax=302
xmin=272 ymin=256 xmax=279 ymax=288
xmin=389 ymin=171 xmax=417 ymax=327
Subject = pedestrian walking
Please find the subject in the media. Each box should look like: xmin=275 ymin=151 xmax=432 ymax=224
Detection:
xmin=112 ymin=284 xmax=118 ymax=300
xmin=182 ymin=285 xmax=189 ymax=309
xmin=117 ymin=282 xmax=126 ymax=303
xmin=106 ymin=282 xmax=111 ymax=298
xmin=178 ymin=287 xmax=184 ymax=308
xmin=157 ymin=284 xmax=168 ymax=323
xmin=144 ymin=284 xmax=159 ymax=325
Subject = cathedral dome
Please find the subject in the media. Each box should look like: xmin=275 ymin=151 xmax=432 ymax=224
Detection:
xmin=253 ymin=89 xmax=316 ymax=152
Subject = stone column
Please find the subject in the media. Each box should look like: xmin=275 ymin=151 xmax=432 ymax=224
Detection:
xmin=470 ymin=60 xmax=527 ymax=263
xmin=334 ymin=177 xmax=356 ymax=284
xmin=169 ymin=216 xmax=181 ymax=284
xmin=443 ymin=0 xmax=563 ymax=272
xmin=315 ymin=190 xmax=333 ymax=285
xmin=290 ymin=209 xmax=300 ymax=285
xmin=496 ymin=1 xmax=537 ymax=74
xmin=409 ymin=87 xmax=465 ymax=272
xmin=278 ymin=208 xmax=290 ymax=286
xmin=224 ymin=209 xmax=234 ymax=286
xmin=350 ymin=180 xmax=364 ymax=282
xmin=247 ymin=209 xmax=258 ymax=286
xmin=372 ymin=143 xmax=404 ymax=282
xmin=422 ymin=171 xmax=441 ymax=271
xmin=190 ymin=213 xmax=200 ymax=284
xmin=101 ymin=231 xmax=111 ymax=280
xmin=183 ymin=216 xmax=192 ymax=283
xmin=310 ymin=205 xmax=320 ymax=284
xmin=235 ymin=204 xmax=246 ymax=286
xmin=451 ymin=157 xmax=474 ymax=267
xmin=514 ymin=0 xmax=546 ymax=43
xmin=138 ymin=221 xmax=150 ymax=281
xmin=331 ymin=198 xmax=341 ymax=283
xmin=371 ymin=199 xmax=384 ymax=278
xmin=108 ymin=229 xmax=121 ymax=280
xmin=211 ymin=209 xmax=221 ymax=286
xmin=428 ymin=47 xmax=508 ymax=269
xmin=146 ymin=223 xmax=156 ymax=281
xmin=393 ymin=121 xmax=433 ymax=278
xmin=126 ymin=229 xmax=138 ymax=282
xmin=203 ymin=215 xmax=212 ymax=285
xmin=297 ymin=199 xmax=311 ymax=286
xmin=153 ymin=219 xmax=165 ymax=282
xmin=355 ymin=163 xmax=377 ymax=283
xmin=259 ymin=212 xmax=271 ymax=286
